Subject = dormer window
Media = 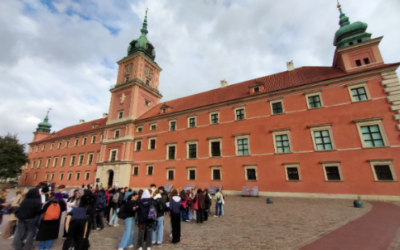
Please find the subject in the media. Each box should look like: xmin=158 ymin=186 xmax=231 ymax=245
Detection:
xmin=356 ymin=60 xmax=362 ymax=67
xmin=125 ymin=76 xmax=130 ymax=82
xmin=254 ymin=87 xmax=259 ymax=93
xmin=162 ymin=108 xmax=166 ymax=113
xmin=364 ymin=58 xmax=370 ymax=65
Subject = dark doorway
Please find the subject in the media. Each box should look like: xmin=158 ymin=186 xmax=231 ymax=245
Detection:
xmin=107 ymin=170 xmax=114 ymax=188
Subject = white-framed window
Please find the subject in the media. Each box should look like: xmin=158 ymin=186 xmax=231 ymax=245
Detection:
xmin=85 ymin=171 xmax=90 ymax=180
xmin=305 ymin=92 xmax=323 ymax=109
xmin=87 ymin=153 xmax=94 ymax=165
xmin=57 ymin=141 xmax=61 ymax=149
xmin=74 ymin=138 xmax=79 ymax=146
xmin=53 ymin=157 xmax=58 ymax=168
xmin=188 ymin=116 xmax=196 ymax=128
xmin=283 ymin=163 xmax=301 ymax=181
xmin=70 ymin=155 xmax=76 ymax=166
xmin=78 ymin=154 xmax=84 ymax=166
xmin=354 ymin=118 xmax=388 ymax=148
xmin=59 ymin=172 xmax=64 ymax=180
xmin=253 ymin=87 xmax=260 ymax=93
xmin=369 ymin=160 xmax=397 ymax=181
xmin=132 ymin=165 xmax=139 ymax=176
xmin=31 ymin=160 xmax=36 ymax=169
xmin=348 ymin=83 xmax=370 ymax=102
xmin=244 ymin=165 xmax=257 ymax=181
xmin=272 ymin=129 xmax=292 ymax=153
xmin=211 ymin=166 xmax=222 ymax=181
xmin=135 ymin=140 xmax=142 ymax=151
xmin=166 ymin=144 xmax=177 ymax=160
xmin=145 ymin=100 xmax=150 ymax=106
xmin=114 ymin=130 xmax=120 ymax=139
xmin=148 ymin=137 xmax=156 ymax=150
xmin=309 ymin=125 xmax=336 ymax=151
xmin=45 ymin=158 xmax=51 ymax=168
xmin=61 ymin=156 xmax=66 ymax=167
xmin=76 ymin=172 xmax=81 ymax=180
xmin=162 ymin=108 xmax=166 ymax=113
xmin=118 ymin=110 xmax=124 ymax=119
xmin=210 ymin=112 xmax=219 ymax=124
xmin=147 ymin=165 xmax=154 ymax=176
xmin=42 ymin=144 xmax=46 ymax=151
xmin=91 ymin=135 xmax=96 ymax=143
xmin=150 ymin=123 xmax=157 ymax=130
xmin=37 ymin=159 xmax=42 ymax=168
xmin=169 ymin=120 xmax=177 ymax=131
xmin=50 ymin=173 xmax=54 ymax=181
xmin=45 ymin=173 xmax=49 ymax=180
xmin=82 ymin=137 xmax=87 ymax=145
xmin=65 ymin=140 xmax=70 ymax=148
xmin=321 ymin=162 xmax=343 ymax=181
xmin=24 ymin=174 xmax=28 ymax=180
xmin=137 ymin=126 xmax=143 ymax=133
xmin=67 ymin=172 xmax=72 ymax=180
xmin=234 ymin=134 xmax=250 ymax=156
xmin=234 ymin=106 xmax=246 ymax=121
xmin=110 ymin=149 xmax=118 ymax=162
xmin=167 ymin=168 xmax=174 ymax=181
xmin=270 ymin=99 xmax=284 ymax=115
xmin=50 ymin=143 xmax=54 ymax=150
xmin=209 ymin=138 xmax=222 ymax=157
xmin=187 ymin=167 xmax=197 ymax=181
xmin=34 ymin=173 xmax=38 ymax=180
xmin=186 ymin=141 xmax=198 ymax=159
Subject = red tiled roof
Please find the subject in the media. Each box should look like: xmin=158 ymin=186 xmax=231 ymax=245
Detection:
xmin=138 ymin=63 xmax=400 ymax=120
xmin=32 ymin=117 xmax=108 ymax=143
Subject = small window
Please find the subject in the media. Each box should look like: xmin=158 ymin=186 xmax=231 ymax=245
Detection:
xmin=212 ymin=168 xmax=221 ymax=181
xmin=50 ymin=173 xmax=54 ymax=181
xmin=34 ymin=173 xmax=38 ymax=180
xmin=146 ymin=79 xmax=150 ymax=85
xmin=254 ymin=87 xmax=259 ymax=93
xmin=92 ymin=135 xmax=96 ymax=143
xmin=170 ymin=121 xmax=176 ymax=131
xmin=360 ymin=125 xmax=384 ymax=147
xmin=168 ymin=145 xmax=176 ymax=160
xmin=67 ymin=172 xmax=72 ymax=180
xmin=357 ymin=39 xmax=362 ymax=43
xmin=46 ymin=158 xmax=51 ymax=168
xmin=272 ymin=101 xmax=283 ymax=114
xmin=31 ymin=160 xmax=36 ymax=169
xmin=167 ymin=169 xmax=174 ymax=180
xmin=363 ymin=58 xmax=370 ymax=65
xmin=245 ymin=167 xmax=257 ymax=181
xmin=147 ymin=166 xmax=154 ymax=176
xmin=211 ymin=141 xmax=221 ymax=157
xmin=45 ymin=173 xmax=49 ymax=180
xmin=82 ymin=138 xmax=87 ymax=145
xmin=236 ymin=108 xmax=245 ymax=120
xmin=150 ymin=124 xmax=157 ymax=130
xmin=132 ymin=166 xmax=139 ymax=176
xmin=88 ymin=154 xmax=94 ymax=165
xmin=351 ymin=86 xmax=368 ymax=102
xmin=149 ymin=139 xmax=156 ymax=150
xmin=188 ymin=144 xmax=197 ymax=159
xmin=137 ymin=127 xmax=143 ymax=133
xmin=60 ymin=172 xmax=64 ymax=180
xmin=286 ymin=167 xmax=300 ymax=180
xmin=53 ymin=157 xmax=58 ymax=167
xmin=38 ymin=159 xmax=42 ymax=168
xmin=275 ymin=134 xmax=291 ymax=153
xmin=118 ymin=111 xmax=123 ymax=119
xmin=110 ymin=150 xmax=117 ymax=162
xmin=115 ymin=130 xmax=120 ymax=139
xmin=349 ymin=41 xmax=354 ymax=45
xmin=61 ymin=157 xmax=66 ymax=167
xmin=308 ymin=95 xmax=322 ymax=109
xmin=74 ymin=139 xmax=79 ymax=146
xmin=325 ymin=166 xmax=341 ymax=181
xmin=24 ymin=174 xmax=28 ymax=180
xmin=189 ymin=117 xmax=196 ymax=128
xmin=356 ymin=60 xmax=362 ymax=67
xmin=237 ymin=138 xmax=249 ymax=156
xmin=188 ymin=168 xmax=196 ymax=180
xmin=125 ymin=76 xmax=130 ymax=82
xmin=85 ymin=172 xmax=90 ymax=180
xmin=313 ymin=130 xmax=333 ymax=150
xmin=76 ymin=172 xmax=81 ymax=180
xmin=162 ymin=108 xmax=166 ymax=113
xmin=42 ymin=144 xmax=45 ymax=151
xmin=50 ymin=143 xmax=54 ymax=150
xmin=145 ymin=100 xmax=150 ymax=106
xmin=70 ymin=156 xmax=76 ymax=166
xmin=374 ymin=165 xmax=394 ymax=180
xmin=78 ymin=155 xmax=84 ymax=166
xmin=136 ymin=141 xmax=142 ymax=151
xmin=210 ymin=113 xmax=219 ymax=124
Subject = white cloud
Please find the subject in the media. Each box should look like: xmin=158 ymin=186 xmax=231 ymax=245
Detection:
xmin=0 ymin=0 xmax=399 ymax=145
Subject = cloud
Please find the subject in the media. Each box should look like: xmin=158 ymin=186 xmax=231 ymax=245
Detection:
xmin=0 ymin=0 xmax=399 ymax=146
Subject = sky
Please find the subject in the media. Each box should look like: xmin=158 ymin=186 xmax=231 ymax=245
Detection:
xmin=1 ymin=0 xmax=400 ymax=146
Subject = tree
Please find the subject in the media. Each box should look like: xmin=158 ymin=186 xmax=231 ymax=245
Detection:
xmin=0 ymin=134 xmax=29 ymax=179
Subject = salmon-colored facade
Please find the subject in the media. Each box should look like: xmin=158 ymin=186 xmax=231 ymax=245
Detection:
xmin=20 ymin=9 xmax=400 ymax=200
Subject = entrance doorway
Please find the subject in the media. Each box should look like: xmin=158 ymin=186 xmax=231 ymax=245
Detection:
xmin=107 ymin=170 xmax=114 ymax=188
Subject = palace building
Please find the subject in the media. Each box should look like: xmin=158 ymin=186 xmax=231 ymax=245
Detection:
xmin=20 ymin=6 xmax=400 ymax=200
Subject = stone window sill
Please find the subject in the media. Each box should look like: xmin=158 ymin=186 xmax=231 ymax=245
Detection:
xmin=313 ymin=149 xmax=337 ymax=152
xmin=307 ymin=106 xmax=325 ymax=111
xmin=362 ymin=146 xmax=390 ymax=150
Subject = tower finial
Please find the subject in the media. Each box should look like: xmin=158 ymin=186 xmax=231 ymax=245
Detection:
xmin=140 ymin=8 xmax=148 ymax=35
xmin=47 ymin=108 xmax=51 ymax=116
xmin=337 ymin=0 xmax=341 ymax=8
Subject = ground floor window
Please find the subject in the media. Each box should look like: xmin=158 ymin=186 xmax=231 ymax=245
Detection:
xmin=211 ymin=167 xmax=221 ymax=181
xmin=147 ymin=165 xmax=154 ymax=176
xmin=369 ymin=160 xmax=396 ymax=181
xmin=132 ymin=166 xmax=139 ymax=176
xmin=244 ymin=166 xmax=257 ymax=181
xmin=167 ymin=169 xmax=174 ymax=181
xmin=188 ymin=168 xmax=196 ymax=180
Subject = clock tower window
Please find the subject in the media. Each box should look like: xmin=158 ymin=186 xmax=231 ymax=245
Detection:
xmin=125 ymin=76 xmax=130 ymax=82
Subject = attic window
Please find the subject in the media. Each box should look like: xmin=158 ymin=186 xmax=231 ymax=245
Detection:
xmin=357 ymin=39 xmax=362 ymax=43
xmin=254 ymin=87 xmax=260 ymax=93
xmin=145 ymin=100 xmax=150 ymax=106
xmin=364 ymin=58 xmax=370 ymax=65
xmin=162 ymin=108 xmax=166 ymax=113
xmin=349 ymin=41 xmax=354 ymax=45
xmin=356 ymin=60 xmax=362 ymax=67
xmin=125 ymin=76 xmax=130 ymax=82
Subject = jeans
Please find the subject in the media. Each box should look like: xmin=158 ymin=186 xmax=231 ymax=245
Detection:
xmin=39 ymin=240 xmax=53 ymax=250
xmin=118 ymin=217 xmax=135 ymax=249
xmin=188 ymin=208 xmax=196 ymax=220
xmin=152 ymin=216 xmax=164 ymax=244
xmin=215 ymin=203 xmax=222 ymax=216
xmin=137 ymin=222 xmax=153 ymax=248
xmin=95 ymin=210 xmax=104 ymax=229
xmin=109 ymin=208 xmax=119 ymax=226
xmin=181 ymin=208 xmax=188 ymax=221
xmin=221 ymin=204 xmax=224 ymax=215
xmin=12 ymin=219 xmax=35 ymax=250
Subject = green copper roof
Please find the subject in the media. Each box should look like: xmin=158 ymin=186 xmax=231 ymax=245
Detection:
xmin=127 ymin=11 xmax=156 ymax=61
xmin=36 ymin=112 xmax=51 ymax=133
xmin=333 ymin=6 xmax=372 ymax=48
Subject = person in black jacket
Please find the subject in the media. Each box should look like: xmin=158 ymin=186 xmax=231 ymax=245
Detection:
xmin=137 ymin=189 xmax=155 ymax=250
xmin=169 ymin=189 xmax=182 ymax=244
xmin=118 ymin=192 xmax=138 ymax=250
xmin=152 ymin=188 xmax=167 ymax=245
xmin=79 ymin=189 xmax=98 ymax=250
xmin=12 ymin=188 xmax=42 ymax=250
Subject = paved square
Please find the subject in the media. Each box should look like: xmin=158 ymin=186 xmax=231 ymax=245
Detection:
xmin=0 ymin=192 xmax=372 ymax=250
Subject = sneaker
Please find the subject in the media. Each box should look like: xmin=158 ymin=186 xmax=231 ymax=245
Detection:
xmin=8 ymin=235 xmax=14 ymax=239
xmin=156 ymin=242 xmax=162 ymax=245
xmin=118 ymin=249 xmax=124 ymax=250
xmin=214 ymin=215 xmax=218 ymax=217
xmin=169 ymin=234 xmax=172 ymax=238
xmin=138 ymin=248 xmax=142 ymax=250
xmin=114 ymin=224 xmax=119 ymax=227
xmin=109 ymin=223 xmax=113 ymax=226
xmin=147 ymin=247 xmax=151 ymax=250
xmin=127 ymin=245 xmax=134 ymax=248
xmin=186 ymin=220 xmax=190 ymax=222
xmin=96 ymin=228 xmax=100 ymax=230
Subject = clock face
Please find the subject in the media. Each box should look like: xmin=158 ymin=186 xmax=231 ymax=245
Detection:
xmin=125 ymin=64 xmax=133 ymax=74
xmin=145 ymin=66 xmax=153 ymax=79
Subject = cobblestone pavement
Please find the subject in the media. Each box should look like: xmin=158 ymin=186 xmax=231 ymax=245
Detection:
xmin=0 ymin=191 xmax=373 ymax=250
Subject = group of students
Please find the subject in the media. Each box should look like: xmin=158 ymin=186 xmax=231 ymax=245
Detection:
xmin=0 ymin=183 xmax=226 ymax=250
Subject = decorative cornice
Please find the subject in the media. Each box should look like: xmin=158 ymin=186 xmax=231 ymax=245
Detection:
xmin=117 ymin=52 xmax=162 ymax=71
xmin=207 ymin=136 xmax=222 ymax=140
xmin=307 ymin=123 xmax=333 ymax=128
xmin=233 ymin=133 xmax=250 ymax=137
xmin=269 ymin=128 xmax=291 ymax=133
xmin=352 ymin=117 xmax=383 ymax=123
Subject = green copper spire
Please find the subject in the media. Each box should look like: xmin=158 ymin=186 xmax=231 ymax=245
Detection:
xmin=126 ymin=9 xmax=156 ymax=61
xmin=36 ymin=109 xmax=52 ymax=133
xmin=333 ymin=3 xmax=372 ymax=48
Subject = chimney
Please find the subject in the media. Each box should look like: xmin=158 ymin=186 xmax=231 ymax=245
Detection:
xmin=102 ymin=113 xmax=108 ymax=118
xmin=220 ymin=80 xmax=228 ymax=89
xmin=287 ymin=60 xmax=295 ymax=71
xmin=79 ymin=119 xmax=85 ymax=124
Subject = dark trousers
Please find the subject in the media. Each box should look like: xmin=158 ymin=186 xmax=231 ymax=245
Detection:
xmin=170 ymin=213 xmax=181 ymax=244
xmin=95 ymin=210 xmax=104 ymax=230
xmin=12 ymin=219 xmax=35 ymax=250
xmin=105 ymin=203 xmax=112 ymax=222
xmin=137 ymin=222 xmax=153 ymax=248
xmin=203 ymin=209 xmax=209 ymax=221
xmin=62 ymin=220 xmax=87 ymax=250
xmin=196 ymin=209 xmax=204 ymax=223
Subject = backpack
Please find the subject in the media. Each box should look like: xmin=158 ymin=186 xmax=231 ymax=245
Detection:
xmin=117 ymin=204 xmax=128 ymax=219
xmin=156 ymin=199 xmax=165 ymax=213
xmin=97 ymin=194 xmax=107 ymax=209
xmin=147 ymin=204 xmax=157 ymax=220
xmin=112 ymin=193 xmax=119 ymax=203
xmin=216 ymin=194 xmax=221 ymax=203
xmin=44 ymin=203 xmax=60 ymax=221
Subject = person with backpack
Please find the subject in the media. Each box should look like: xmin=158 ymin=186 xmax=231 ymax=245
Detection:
xmin=35 ymin=193 xmax=66 ymax=250
xmin=214 ymin=189 xmax=223 ymax=217
xmin=151 ymin=188 xmax=166 ymax=245
xmin=117 ymin=192 xmax=138 ymax=250
xmin=169 ymin=189 xmax=182 ymax=244
xmin=203 ymin=189 xmax=211 ymax=221
xmin=137 ymin=189 xmax=155 ymax=250
xmin=62 ymin=207 xmax=88 ymax=250
xmin=109 ymin=188 xmax=124 ymax=227
xmin=95 ymin=189 xmax=107 ymax=231
xmin=104 ymin=187 xmax=113 ymax=223
xmin=79 ymin=189 xmax=98 ymax=250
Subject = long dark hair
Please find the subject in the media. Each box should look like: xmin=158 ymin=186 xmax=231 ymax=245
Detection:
xmin=180 ymin=190 xmax=187 ymax=200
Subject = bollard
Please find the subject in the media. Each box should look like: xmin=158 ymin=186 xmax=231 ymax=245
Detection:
xmin=266 ymin=198 xmax=273 ymax=204
xmin=353 ymin=200 xmax=363 ymax=208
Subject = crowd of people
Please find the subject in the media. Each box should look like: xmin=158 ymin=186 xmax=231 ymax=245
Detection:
xmin=0 ymin=183 xmax=226 ymax=250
